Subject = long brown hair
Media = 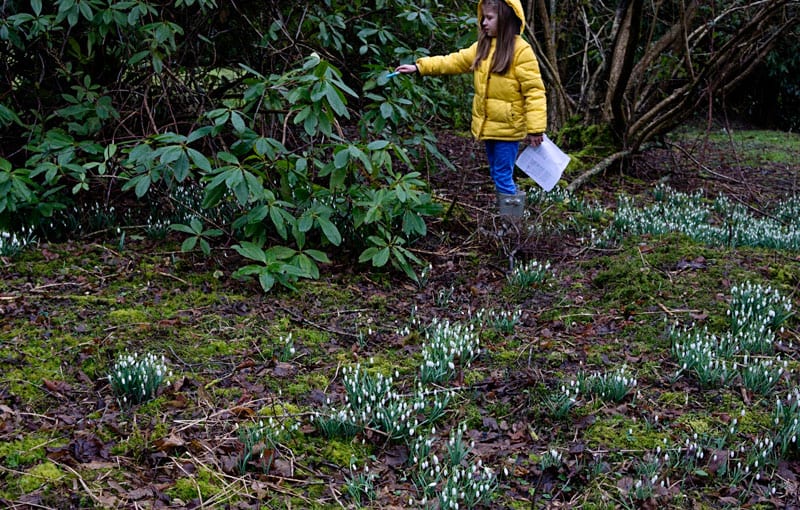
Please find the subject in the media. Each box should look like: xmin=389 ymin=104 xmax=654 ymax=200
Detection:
xmin=472 ymin=0 xmax=522 ymax=74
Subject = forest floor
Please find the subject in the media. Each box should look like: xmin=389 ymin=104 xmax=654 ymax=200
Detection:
xmin=2 ymin=126 xmax=800 ymax=509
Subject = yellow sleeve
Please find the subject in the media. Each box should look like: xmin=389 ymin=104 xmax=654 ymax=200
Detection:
xmin=515 ymin=43 xmax=547 ymax=134
xmin=415 ymin=43 xmax=478 ymax=76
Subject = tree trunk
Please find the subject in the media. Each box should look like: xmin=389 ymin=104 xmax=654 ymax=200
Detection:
xmin=527 ymin=0 xmax=798 ymax=161
xmin=601 ymin=0 xmax=643 ymax=141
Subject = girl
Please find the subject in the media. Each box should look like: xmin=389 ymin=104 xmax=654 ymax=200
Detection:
xmin=395 ymin=0 xmax=547 ymax=217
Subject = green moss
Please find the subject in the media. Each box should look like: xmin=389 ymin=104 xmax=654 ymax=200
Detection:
xmin=673 ymin=415 xmax=713 ymax=436
xmin=366 ymin=293 xmax=388 ymax=311
xmin=0 ymin=436 xmax=67 ymax=468
xmin=110 ymin=426 xmax=148 ymax=457
xmin=462 ymin=368 xmax=483 ymax=386
xmin=293 ymin=328 xmax=331 ymax=347
xmin=16 ymin=461 xmax=68 ymax=494
xmin=359 ymin=355 xmax=413 ymax=378
xmin=585 ymin=414 xmax=667 ymax=451
xmin=555 ymin=119 xmax=616 ymax=156
xmin=545 ymin=349 xmax=568 ymax=367
xmin=107 ymin=308 xmax=151 ymax=325
xmin=491 ymin=349 xmax=521 ymax=365
xmin=769 ymin=262 xmax=800 ymax=287
xmin=1 ymin=341 xmax=67 ymax=402
xmin=321 ymin=439 xmax=371 ymax=467
xmin=109 ymin=414 xmax=171 ymax=459
xmin=295 ymin=279 xmax=356 ymax=304
xmin=259 ymin=402 xmax=303 ymax=417
xmin=206 ymin=385 xmax=244 ymax=402
xmin=458 ymin=399 xmax=484 ymax=429
xmin=658 ymin=391 xmax=689 ymax=406
xmin=172 ymin=338 xmax=248 ymax=365
xmin=285 ymin=372 xmax=330 ymax=399
xmin=168 ymin=467 xmax=226 ymax=502
xmin=259 ymin=494 xmax=331 ymax=509
xmin=736 ymin=406 xmax=774 ymax=434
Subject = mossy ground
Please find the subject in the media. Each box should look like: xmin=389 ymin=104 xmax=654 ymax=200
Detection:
xmin=1 ymin=129 xmax=799 ymax=508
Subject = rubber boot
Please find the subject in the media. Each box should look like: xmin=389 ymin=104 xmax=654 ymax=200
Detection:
xmin=496 ymin=191 xmax=526 ymax=218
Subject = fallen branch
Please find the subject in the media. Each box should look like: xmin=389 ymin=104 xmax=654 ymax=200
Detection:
xmin=566 ymin=149 xmax=631 ymax=193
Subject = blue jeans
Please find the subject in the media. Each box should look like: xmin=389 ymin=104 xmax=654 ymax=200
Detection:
xmin=484 ymin=140 xmax=518 ymax=194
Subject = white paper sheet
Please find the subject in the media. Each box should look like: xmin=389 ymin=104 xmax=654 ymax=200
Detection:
xmin=515 ymin=134 xmax=570 ymax=191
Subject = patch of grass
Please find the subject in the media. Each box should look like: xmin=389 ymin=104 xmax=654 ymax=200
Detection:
xmin=674 ymin=130 xmax=800 ymax=164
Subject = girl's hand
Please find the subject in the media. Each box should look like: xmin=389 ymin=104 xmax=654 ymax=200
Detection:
xmin=394 ymin=64 xmax=418 ymax=74
xmin=526 ymin=133 xmax=544 ymax=147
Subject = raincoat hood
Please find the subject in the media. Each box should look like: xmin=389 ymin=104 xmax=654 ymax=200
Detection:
xmin=478 ymin=0 xmax=526 ymax=33
xmin=414 ymin=0 xmax=547 ymax=140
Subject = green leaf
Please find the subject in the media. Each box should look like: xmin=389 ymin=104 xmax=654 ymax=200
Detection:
xmin=303 ymin=111 xmax=318 ymax=136
xmin=364 ymin=202 xmax=382 ymax=224
xmin=334 ymin=147 xmax=350 ymax=169
xmin=294 ymin=105 xmax=312 ymax=124
xmin=298 ymin=211 xmax=314 ymax=232
xmin=202 ymin=183 xmax=226 ymax=209
xmin=128 ymin=50 xmax=150 ymax=65
xmin=199 ymin=239 xmax=212 ymax=256
xmin=233 ymin=242 xmax=267 ymax=264
xmin=266 ymin=245 xmax=297 ymax=260
xmin=131 ymin=174 xmax=151 ymax=197
xmin=293 ymin=253 xmax=320 ymax=279
xmin=329 ymin=165 xmax=346 ymax=189
xmin=373 ymin=247 xmax=390 ymax=267
xmin=259 ymin=272 xmax=277 ymax=292
xmin=217 ymin=151 xmax=239 ymax=165
xmin=232 ymin=264 xmax=264 ymax=277
xmin=269 ymin=205 xmax=290 ymax=241
xmin=367 ymin=140 xmax=390 ymax=151
xmin=159 ymin=145 xmax=183 ymax=164
xmin=325 ymin=84 xmax=348 ymax=116
xmin=71 ymin=182 xmax=85 ymax=194
xmin=232 ymin=178 xmax=249 ymax=205
xmin=169 ymin=223 xmax=197 ymax=235
xmin=230 ymin=111 xmax=246 ymax=131
xmin=403 ymin=211 xmax=427 ymax=236
xmin=78 ymin=0 xmax=94 ymax=21
xmin=187 ymin=148 xmax=212 ymax=172
xmin=380 ymin=102 xmax=393 ymax=119
xmin=304 ymin=249 xmax=330 ymax=264
xmin=318 ymin=216 xmax=342 ymax=246
xmin=171 ymin=153 xmax=191 ymax=182
xmin=181 ymin=237 xmax=198 ymax=252
xmin=242 ymin=170 xmax=263 ymax=199
xmin=254 ymin=138 xmax=276 ymax=159
xmin=358 ymin=247 xmax=379 ymax=263
xmin=317 ymin=113 xmax=332 ymax=136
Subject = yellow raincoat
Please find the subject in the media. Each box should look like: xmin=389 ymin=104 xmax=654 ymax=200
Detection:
xmin=414 ymin=0 xmax=547 ymax=141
